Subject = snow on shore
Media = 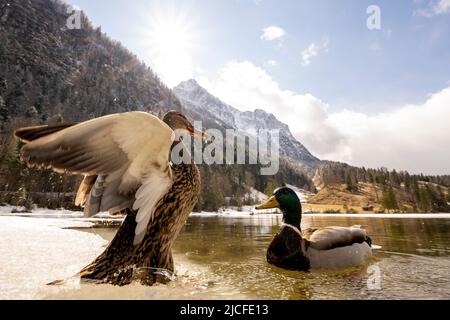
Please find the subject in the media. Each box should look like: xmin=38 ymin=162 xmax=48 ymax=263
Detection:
xmin=192 ymin=205 xmax=281 ymax=218
xmin=2 ymin=204 xmax=450 ymax=221
xmin=192 ymin=211 xmax=450 ymax=219
xmin=302 ymin=213 xmax=450 ymax=219
xmin=0 ymin=205 xmax=83 ymax=217
xmin=0 ymin=216 xmax=107 ymax=299
xmin=191 ymin=206 xmax=450 ymax=219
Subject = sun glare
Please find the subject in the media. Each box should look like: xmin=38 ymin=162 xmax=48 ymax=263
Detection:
xmin=150 ymin=20 xmax=192 ymax=56
xmin=142 ymin=6 xmax=199 ymax=87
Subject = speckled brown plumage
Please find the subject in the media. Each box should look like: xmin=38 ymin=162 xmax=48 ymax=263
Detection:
xmin=80 ymin=160 xmax=200 ymax=286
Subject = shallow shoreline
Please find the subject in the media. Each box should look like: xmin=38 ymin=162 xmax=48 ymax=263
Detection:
xmin=1 ymin=205 xmax=450 ymax=221
xmin=191 ymin=212 xmax=450 ymax=219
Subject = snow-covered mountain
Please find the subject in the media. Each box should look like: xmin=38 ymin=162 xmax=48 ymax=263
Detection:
xmin=174 ymin=79 xmax=321 ymax=170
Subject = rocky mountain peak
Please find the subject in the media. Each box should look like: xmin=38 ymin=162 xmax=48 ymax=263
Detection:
xmin=174 ymin=79 xmax=321 ymax=169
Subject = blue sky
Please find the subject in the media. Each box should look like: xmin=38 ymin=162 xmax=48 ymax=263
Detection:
xmin=71 ymin=0 xmax=450 ymax=174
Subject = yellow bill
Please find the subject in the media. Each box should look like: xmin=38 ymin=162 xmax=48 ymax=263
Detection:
xmin=255 ymin=196 xmax=280 ymax=210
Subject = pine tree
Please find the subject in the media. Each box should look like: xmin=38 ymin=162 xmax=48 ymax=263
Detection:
xmin=443 ymin=187 xmax=450 ymax=203
xmin=0 ymin=96 xmax=7 ymax=130
xmin=12 ymin=185 xmax=33 ymax=210
xmin=418 ymin=186 xmax=432 ymax=212
xmin=346 ymin=173 xmax=357 ymax=193
xmin=390 ymin=170 xmax=401 ymax=186
xmin=382 ymin=186 xmax=398 ymax=211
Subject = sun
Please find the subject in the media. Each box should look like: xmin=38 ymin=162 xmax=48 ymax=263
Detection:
xmin=149 ymin=19 xmax=192 ymax=57
xmin=142 ymin=7 xmax=199 ymax=87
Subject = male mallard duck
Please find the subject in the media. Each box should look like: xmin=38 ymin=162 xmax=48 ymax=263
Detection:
xmin=15 ymin=111 xmax=204 ymax=286
xmin=255 ymin=187 xmax=373 ymax=271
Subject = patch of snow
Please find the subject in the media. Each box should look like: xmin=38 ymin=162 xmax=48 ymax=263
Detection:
xmin=0 ymin=216 xmax=108 ymax=299
xmin=244 ymin=187 xmax=268 ymax=202
xmin=216 ymin=207 xmax=254 ymax=217
xmin=192 ymin=207 xmax=450 ymax=219
xmin=0 ymin=205 xmax=83 ymax=217
xmin=0 ymin=206 xmax=124 ymax=221
xmin=303 ymin=213 xmax=450 ymax=219
xmin=192 ymin=205 xmax=281 ymax=217
xmin=190 ymin=212 xmax=222 ymax=217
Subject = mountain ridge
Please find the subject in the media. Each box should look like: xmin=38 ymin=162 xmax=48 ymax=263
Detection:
xmin=174 ymin=79 xmax=321 ymax=171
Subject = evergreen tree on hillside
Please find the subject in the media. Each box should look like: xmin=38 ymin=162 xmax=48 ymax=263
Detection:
xmin=418 ymin=186 xmax=432 ymax=212
xmin=404 ymin=172 xmax=411 ymax=190
xmin=0 ymin=96 xmax=7 ymax=130
xmin=382 ymin=186 xmax=398 ymax=211
xmin=390 ymin=170 xmax=401 ymax=186
xmin=345 ymin=172 xmax=358 ymax=193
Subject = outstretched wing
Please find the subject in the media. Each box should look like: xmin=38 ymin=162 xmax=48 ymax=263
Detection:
xmin=17 ymin=111 xmax=175 ymax=245
xmin=15 ymin=123 xmax=78 ymax=142
xmin=302 ymin=226 xmax=367 ymax=251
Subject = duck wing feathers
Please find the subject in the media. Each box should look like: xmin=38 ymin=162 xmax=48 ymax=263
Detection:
xmin=16 ymin=111 xmax=175 ymax=245
xmin=15 ymin=123 xmax=78 ymax=142
xmin=303 ymin=226 xmax=368 ymax=251
xmin=267 ymin=225 xmax=310 ymax=270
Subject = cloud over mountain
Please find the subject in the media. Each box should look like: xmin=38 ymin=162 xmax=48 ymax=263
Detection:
xmin=200 ymin=60 xmax=450 ymax=174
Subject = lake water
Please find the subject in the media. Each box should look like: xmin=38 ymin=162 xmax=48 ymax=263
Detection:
xmin=74 ymin=214 xmax=450 ymax=300
xmin=1 ymin=212 xmax=450 ymax=300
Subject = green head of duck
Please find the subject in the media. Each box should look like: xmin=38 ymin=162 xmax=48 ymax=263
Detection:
xmin=256 ymin=187 xmax=302 ymax=229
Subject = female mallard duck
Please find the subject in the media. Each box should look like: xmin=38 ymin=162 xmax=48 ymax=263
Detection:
xmin=14 ymin=111 xmax=204 ymax=286
xmin=255 ymin=187 xmax=373 ymax=271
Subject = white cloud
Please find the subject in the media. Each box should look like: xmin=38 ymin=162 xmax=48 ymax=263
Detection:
xmin=201 ymin=60 xmax=450 ymax=175
xmin=328 ymin=88 xmax=450 ymax=174
xmin=301 ymin=39 xmax=329 ymax=66
xmin=415 ymin=0 xmax=450 ymax=17
xmin=261 ymin=26 xmax=285 ymax=41
xmin=266 ymin=60 xmax=278 ymax=66
xmin=434 ymin=0 xmax=450 ymax=14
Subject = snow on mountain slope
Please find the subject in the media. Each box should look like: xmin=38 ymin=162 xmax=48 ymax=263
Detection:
xmin=244 ymin=187 xmax=269 ymax=202
xmin=174 ymin=80 xmax=320 ymax=169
